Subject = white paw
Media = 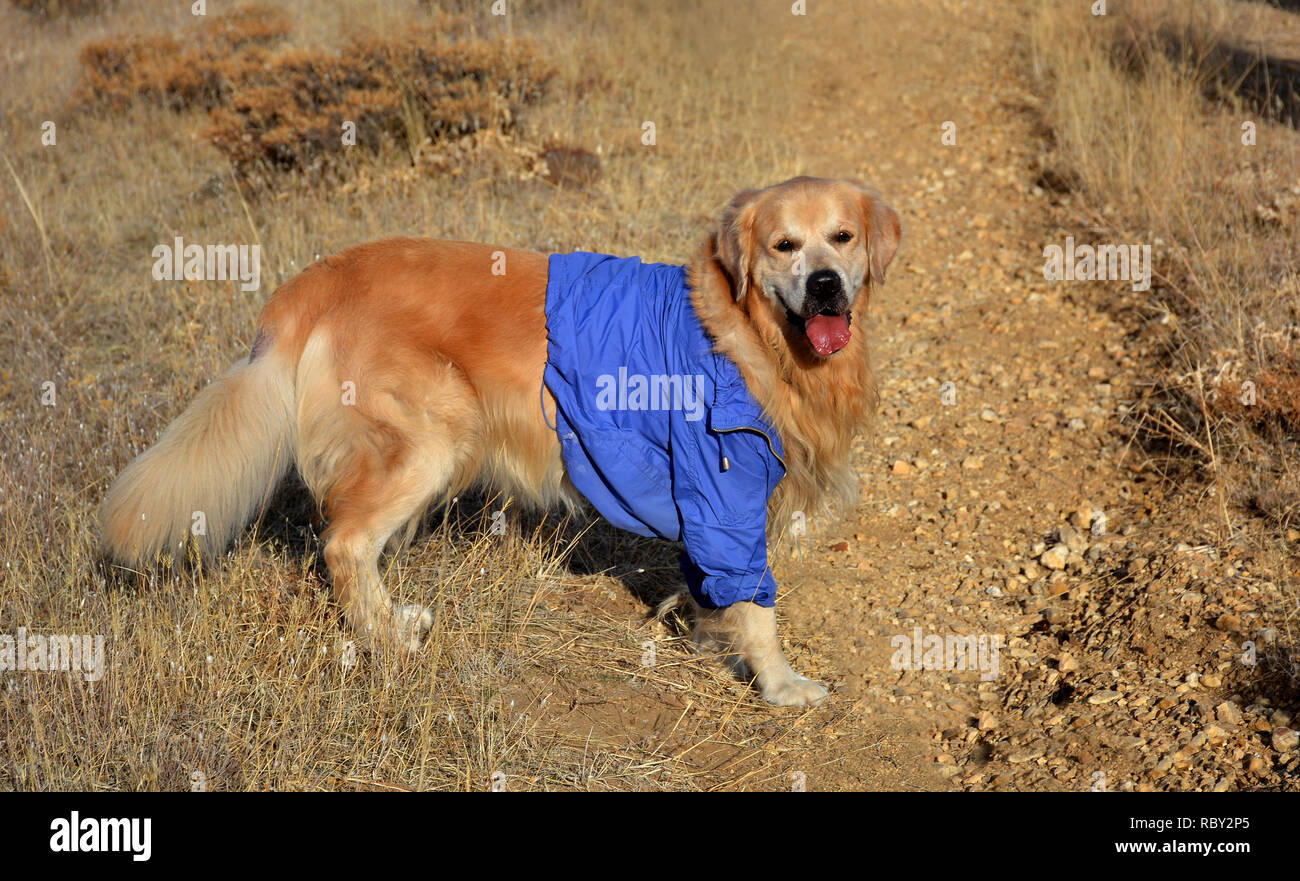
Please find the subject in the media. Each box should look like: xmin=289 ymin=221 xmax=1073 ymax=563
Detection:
xmin=761 ymin=674 xmax=829 ymax=708
xmin=392 ymin=603 xmax=434 ymax=652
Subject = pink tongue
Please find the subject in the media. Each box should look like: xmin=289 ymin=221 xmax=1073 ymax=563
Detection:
xmin=804 ymin=313 xmax=851 ymax=355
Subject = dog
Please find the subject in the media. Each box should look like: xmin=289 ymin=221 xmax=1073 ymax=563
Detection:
xmin=100 ymin=176 xmax=901 ymax=707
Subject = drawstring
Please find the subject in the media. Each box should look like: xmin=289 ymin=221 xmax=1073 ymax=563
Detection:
xmin=713 ymin=425 xmax=785 ymax=471
xmin=540 ymin=382 xmax=557 ymax=432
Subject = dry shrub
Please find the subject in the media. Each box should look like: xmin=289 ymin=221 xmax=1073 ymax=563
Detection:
xmin=1027 ymin=0 xmax=1300 ymax=526
xmin=1213 ymin=368 xmax=1300 ymax=430
xmin=78 ymin=3 xmax=291 ymax=110
xmin=76 ymin=7 xmax=554 ymax=178
xmin=203 ymin=47 xmax=406 ymax=169
xmin=206 ymin=27 xmax=554 ymax=174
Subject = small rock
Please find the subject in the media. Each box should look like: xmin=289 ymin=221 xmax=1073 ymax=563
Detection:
xmin=1007 ymin=746 xmax=1044 ymax=764
xmin=1058 ymin=524 xmax=1088 ymax=554
xmin=977 ymin=711 xmax=997 ymax=731
xmin=1040 ymin=545 xmax=1069 ymax=571
xmin=829 ymin=541 xmax=849 ymax=552
xmin=1089 ymin=690 xmax=1122 ymax=705
xmin=891 ymin=459 xmax=913 ymax=475
xmin=1215 ymin=701 xmax=1242 ymax=725
xmin=1057 ymin=653 xmax=1078 ymax=673
xmin=1272 ymin=727 xmax=1299 ymax=753
xmin=1069 ymin=504 xmax=1094 ymax=530
xmin=1201 ymin=724 xmax=1229 ymax=742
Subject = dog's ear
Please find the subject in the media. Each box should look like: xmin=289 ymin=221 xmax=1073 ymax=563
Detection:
xmin=716 ymin=188 xmax=760 ymax=302
xmin=853 ymin=182 xmax=901 ymax=286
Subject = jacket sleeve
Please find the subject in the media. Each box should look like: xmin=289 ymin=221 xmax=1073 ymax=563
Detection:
xmin=671 ymin=425 xmax=780 ymax=608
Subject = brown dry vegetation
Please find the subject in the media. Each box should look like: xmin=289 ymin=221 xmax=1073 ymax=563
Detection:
xmin=76 ymin=4 xmax=553 ymax=181
xmin=77 ymin=3 xmax=293 ymax=110
xmin=1027 ymin=0 xmax=1300 ymax=532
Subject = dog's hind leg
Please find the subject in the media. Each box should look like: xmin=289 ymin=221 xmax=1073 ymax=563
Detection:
xmin=298 ymin=337 xmax=480 ymax=651
xmin=321 ymin=464 xmax=444 ymax=653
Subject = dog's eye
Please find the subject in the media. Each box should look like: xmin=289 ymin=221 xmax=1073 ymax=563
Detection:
xmin=835 ymin=230 xmax=853 ymax=243
xmin=774 ymin=239 xmax=795 ymax=252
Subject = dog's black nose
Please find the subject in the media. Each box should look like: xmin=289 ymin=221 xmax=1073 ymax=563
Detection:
xmin=805 ymin=269 xmax=843 ymax=301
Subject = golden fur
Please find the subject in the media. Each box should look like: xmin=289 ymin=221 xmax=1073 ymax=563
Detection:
xmin=691 ymin=178 xmax=900 ymax=536
xmin=100 ymin=176 xmax=900 ymax=705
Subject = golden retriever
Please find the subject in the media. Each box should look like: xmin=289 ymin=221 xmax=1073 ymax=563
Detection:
xmin=100 ymin=175 xmax=900 ymax=707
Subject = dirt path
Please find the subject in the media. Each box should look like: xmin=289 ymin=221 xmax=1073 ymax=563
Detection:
xmin=772 ymin=0 xmax=1114 ymax=790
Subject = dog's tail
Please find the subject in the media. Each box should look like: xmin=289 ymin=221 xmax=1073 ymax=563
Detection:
xmin=100 ymin=343 xmax=295 ymax=567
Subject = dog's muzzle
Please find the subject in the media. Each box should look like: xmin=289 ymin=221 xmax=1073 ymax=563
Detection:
xmin=787 ymin=269 xmax=851 ymax=356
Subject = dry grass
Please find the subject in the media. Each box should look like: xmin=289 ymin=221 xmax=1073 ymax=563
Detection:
xmin=1026 ymin=0 xmax=1300 ymax=532
xmin=0 ymin=0 xmax=859 ymax=791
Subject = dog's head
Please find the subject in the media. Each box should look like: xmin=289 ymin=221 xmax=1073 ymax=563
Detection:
xmin=715 ymin=176 xmax=901 ymax=357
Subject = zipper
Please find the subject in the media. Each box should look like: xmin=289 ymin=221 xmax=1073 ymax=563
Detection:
xmin=713 ymin=425 xmax=786 ymax=471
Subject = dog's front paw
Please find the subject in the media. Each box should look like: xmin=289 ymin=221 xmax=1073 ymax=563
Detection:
xmin=392 ymin=603 xmax=434 ymax=652
xmin=761 ymin=674 xmax=829 ymax=708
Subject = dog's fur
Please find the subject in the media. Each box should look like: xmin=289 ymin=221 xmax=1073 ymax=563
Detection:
xmin=100 ymin=176 xmax=900 ymax=707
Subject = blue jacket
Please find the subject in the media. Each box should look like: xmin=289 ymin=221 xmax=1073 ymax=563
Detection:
xmin=544 ymin=252 xmax=786 ymax=609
